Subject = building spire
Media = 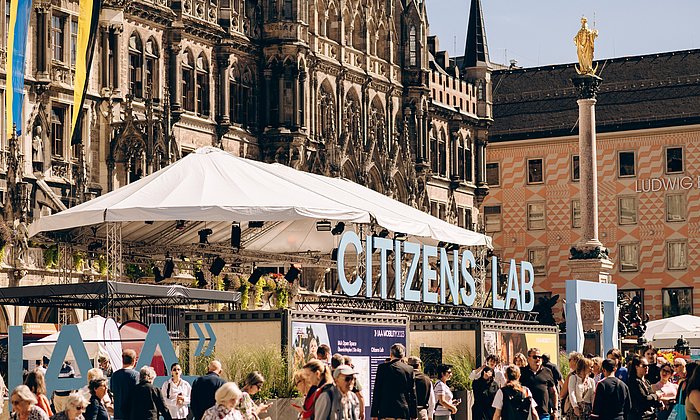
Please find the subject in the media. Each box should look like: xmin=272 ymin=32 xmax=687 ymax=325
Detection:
xmin=463 ymin=0 xmax=490 ymax=69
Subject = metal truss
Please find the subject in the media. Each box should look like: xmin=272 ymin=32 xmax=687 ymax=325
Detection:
xmin=106 ymin=222 xmax=122 ymax=280
xmin=295 ymin=295 xmax=538 ymax=323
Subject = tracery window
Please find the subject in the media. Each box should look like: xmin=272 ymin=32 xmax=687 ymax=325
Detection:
xmin=128 ymin=32 xmax=143 ymax=98
xmin=195 ymin=54 xmax=210 ymax=117
xmin=182 ymin=51 xmax=195 ymax=111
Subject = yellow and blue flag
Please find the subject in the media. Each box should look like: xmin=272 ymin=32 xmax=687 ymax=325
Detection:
xmin=5 ymin=0 xmax=33 ymax=137
xmin=70 ymin=0 xmax=101 ymax=145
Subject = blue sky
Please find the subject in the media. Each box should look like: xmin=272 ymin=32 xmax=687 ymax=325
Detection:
xmin=425 ymin=0 xmax=700 ymax=68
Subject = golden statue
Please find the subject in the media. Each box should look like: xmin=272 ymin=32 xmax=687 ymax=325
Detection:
xmin=574 ymin=16 xmax=598 ymax=75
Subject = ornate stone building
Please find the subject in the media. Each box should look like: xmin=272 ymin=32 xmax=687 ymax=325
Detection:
xmin=0 ymin=0 xmax=494 ymax=326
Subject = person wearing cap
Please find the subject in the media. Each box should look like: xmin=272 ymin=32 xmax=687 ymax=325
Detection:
xmin=407 ymin=356 xmax=435 ymax=420
xmin=314 ymin=365 xmax=361 ymax=420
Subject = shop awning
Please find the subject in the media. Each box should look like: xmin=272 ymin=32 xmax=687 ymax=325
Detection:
xmin=28 ymin=147 xmax=492 ymax=252
xmin=0 ymin=281 xmax=239 ymax=311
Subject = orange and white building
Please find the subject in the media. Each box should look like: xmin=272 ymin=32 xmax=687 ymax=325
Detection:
xmin=482 ymin=50 xmax=700 ymax=321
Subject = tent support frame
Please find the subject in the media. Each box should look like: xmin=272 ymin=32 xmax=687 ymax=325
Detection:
xmin=106 ymin=222 xmax=122 ymax=281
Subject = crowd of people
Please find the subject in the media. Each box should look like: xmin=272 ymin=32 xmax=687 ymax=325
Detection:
xmin=8 ymin=344 xmax=700 ymax=420
xmin=466 ymin=345 xmax=700 ymax=420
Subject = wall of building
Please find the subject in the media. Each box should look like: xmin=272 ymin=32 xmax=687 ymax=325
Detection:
xmin=484 ymin=125 xmax=700 ymax=321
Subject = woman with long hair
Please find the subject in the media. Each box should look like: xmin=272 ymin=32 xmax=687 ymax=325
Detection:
xmin=492 ymin=365 xmax=538 ymax=420
xmin=513 ymin=354 xmax=527 ymax=368
xmin=239 ymin=371 xmax=273 ymax=420
xmin=628 ymin=356 xmax=663 ymax=420
xmin=10 ymin=385 xmax=49 ymax=420
xmin=561 ymin=352 xmax=584 ymax=413
xmin=566 ymin=358 xmax=595 ymax=420
xmin=434 ymin=364 xmax=459 ymax=420
xmin=684 ymin=363 xmax=700 ymax=420
xmin=24 ymin=370 xmax=53 ymax=417
xmin=652 ymin=362 xmax=678 ymax=420
xmin=299 ymin=359 xmax=333 ymax=420
xmin=161 ymin=363 xmax=192 ymax=420
xmin=471 ymin=366 xmax=499 ymax=420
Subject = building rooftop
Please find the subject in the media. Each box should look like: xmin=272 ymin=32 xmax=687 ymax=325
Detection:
xmin=490 ymin=49 xmax=700 ymax=142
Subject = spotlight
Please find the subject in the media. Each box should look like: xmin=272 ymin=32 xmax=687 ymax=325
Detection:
xmin=377 ymin=229 xmax=390 ymax=238
xmin=145 ymin=221 xmax=154 ymax=225
xmin=231 ymin=223 xmax=242 ymax=249
xmin=331 ymin=222 xmax=345 ymax=236
xmin=249 ymin=267 xmax=265 ymax=285
xmin=316 ymin=220 xmax=332 ymax=232
xmin=446 ymin=243 xmax=460 ymax=251
xmin=331 ymin=248 xmax=339 ymax=261
xmin=209 ymin=256 xmax=226 ymax=276
xmin=163 ymin=258 xmax=175 ymax=279
xmin=198 ymin=228 xmax=213 ymax=244
xmin=153 ymin=266 xmax=164 ymax=283
xmin=88 ymin=241 xmax=103 ymax=251
xmin=248 ymin=221 xmax=264 ymax=228
xmin=176 ymin=220 xmax=186 ymax=230
xmin=195 ymin=270 xmax=207 ymax=288
xmin=394 ymin=232 xmax=408 ymax=242
xmin=285 ymin=264 xmax=301 ymax=282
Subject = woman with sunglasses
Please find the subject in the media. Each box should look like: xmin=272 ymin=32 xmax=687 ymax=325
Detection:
xmin=434 ymin=364 xmax=459 ymax=420
xmin=49 ymin=393 xmax=89 ymax=420
xmin=239 ymin=371 xmax=273 ymax=420
xmin=628 ymin=357 xmax=663 ymax=420
xmin=10 ymin=385 xmax=49 ymax=420
xmin=653 ymin=362 xmax=678 ymax=420
xmin=162 ymin=363 xmax=192 ymax=420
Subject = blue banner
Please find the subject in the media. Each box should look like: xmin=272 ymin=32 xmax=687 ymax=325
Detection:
xmin=6 ymin=0 xmax=32 ymax=136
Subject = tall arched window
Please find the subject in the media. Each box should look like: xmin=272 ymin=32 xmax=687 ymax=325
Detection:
xmin=196 ymin=54 xmax=210 ymax=117
xmin=352 ymin=14 xmax=364 ymax=51
xmin=430 ymin=132 xmax=438 ymax=173
xmin=409 ymin=26 xmax=416 ymax=66
xmin=128 ymin=32 xmax=143 ymax=98
xmin=465 ymin=136 xmax=473 ymax=182
xmin=144 ymin=38 xmax=159 ymax=97
xmin=230 ymin=66 xmax=254 ymax=126
xmin=457 ymin=137 xmax=465 ymax=180
xmin=182 ymin=50 xmax=195 ymax=111
xmin=318 ymin=83 xmax=335 ymax=143
xmin=438 ymin=130 xmax=446 ymax=177
xmin=327 ymin=4 xmax=339 ymax=42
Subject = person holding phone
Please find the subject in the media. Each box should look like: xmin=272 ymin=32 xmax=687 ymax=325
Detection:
xmin=162 ymin=363 xmax=192 ymax=420
xmin=239 ymin=372 xmax=273 ymax=420
xmin=434 ymin=364 xmax=459 ymax=420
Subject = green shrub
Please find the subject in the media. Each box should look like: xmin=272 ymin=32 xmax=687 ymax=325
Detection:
xmin=221 ymin=346 xmax=297 ymax=400
xmin=558 ymin=351 xmax=570 ymax=378
xmin=445 ymin=350 xmax=475 ymax=391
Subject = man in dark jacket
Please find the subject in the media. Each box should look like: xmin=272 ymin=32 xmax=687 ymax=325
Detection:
xmin=127 ymin=366 xmax=172 ymax=420
xmin=407 ymin=356 xmax=435 ymax=420
xmin=591 ymin=359 xmax=632 ymax=420
xmin=371 ymin=343 xmax=417 ymax=420
xmin=191 ymin=360 xmax=226 ymax=420
xmin=111 ymin=349 xmax=139 ymax=420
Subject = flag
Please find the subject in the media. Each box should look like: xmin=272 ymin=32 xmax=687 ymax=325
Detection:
xmin=5 ymin=0 xmax=33 ymax=137
xmin=70 ymin=0 xmax=102 ymax=145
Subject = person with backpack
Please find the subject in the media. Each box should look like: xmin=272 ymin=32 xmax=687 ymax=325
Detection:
xmin=314 ymin=365 xmax=360 ymax=420
xmin=492 ymin=365 xmax=538 ymax=420
xmin=161 ymin=363 xmax=192 ymax=420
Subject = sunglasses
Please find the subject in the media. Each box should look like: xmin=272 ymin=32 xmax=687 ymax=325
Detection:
xmin=662 ymin=369 xmax=673 ymax=374
xmin=10 ymin=399 xmax=20 ymax=405
xmin=530 ymin=355 xmax=542 ymax=360
xmin=76 ymin=406 xmax=86 ymax=411
xmin=343 ymin=376 xmax=355 ymax=383
xmin=675 ymin=364 xmax=683 ymax=368
xmin=641 ymin=364 xmax=649 ymax=368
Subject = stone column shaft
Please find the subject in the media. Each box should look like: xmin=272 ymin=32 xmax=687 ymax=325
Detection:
xmin=578 ymin=97 xmax=602 ymax=248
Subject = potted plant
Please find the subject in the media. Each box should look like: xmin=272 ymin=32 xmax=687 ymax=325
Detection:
xmin=238 ymin=276 xmax=251 ymax=309
xmin=445 ymin=350 xmax=475 ymax=420
xmin=43 ymin=245 xmax=59 ymax=269
xmin=72 ymin=251 xmax=86 ymax=271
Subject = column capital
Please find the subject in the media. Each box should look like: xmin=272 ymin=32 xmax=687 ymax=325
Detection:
xmin=572 ymin=74 xmax=602 ymax=99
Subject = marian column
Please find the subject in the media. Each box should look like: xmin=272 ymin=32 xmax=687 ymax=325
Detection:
xmin=568 ymin=17 xmax=614 ymax=330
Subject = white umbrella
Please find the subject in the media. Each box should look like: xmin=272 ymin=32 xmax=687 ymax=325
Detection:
xmin=23 ymin=316 xmax=112 ymax=361
xmin=643 ymin=314 xmax=700 ymax=341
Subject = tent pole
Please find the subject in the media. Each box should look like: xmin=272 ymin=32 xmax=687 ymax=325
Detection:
xmin=106 ymin=222 xmax=123 ymax=281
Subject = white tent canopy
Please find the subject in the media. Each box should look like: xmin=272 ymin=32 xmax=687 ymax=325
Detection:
xmin=23 ymin=315 xmax=112 ymax=361
xmin=644 ymin=315 xmax=700 ymax=347
xmin=28 ymin=147 xmax=492 ymax=251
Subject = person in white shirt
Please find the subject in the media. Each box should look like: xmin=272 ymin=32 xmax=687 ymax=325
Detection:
xmin=470 ymin=354 xmax=506 ymax=387
xmin=162 ymin=363 xmax=192 ymax=420
xmin=492 ymin=365 xmax=538 ymax=420
xmin=566 ymin=358 xmax=595 ymax=420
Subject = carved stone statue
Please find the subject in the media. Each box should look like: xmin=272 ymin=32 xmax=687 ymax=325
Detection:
xmin=574 ymin=17 xmax=598 ymax=75
xmin=32 ymin=125 xmax=44 ymax=163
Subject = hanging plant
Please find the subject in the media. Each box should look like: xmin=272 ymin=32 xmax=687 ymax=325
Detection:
xmin=230 ymin=274 xmax=242 ymax=291
xmin=254 ymin=283 xmax=264 ymax=307
xmin=264 ymin=275 xmax=278 ymax=292
xmin=125 ymin=264 xmax=146 ymax=281
xmin=43 ymin=245 xmax=60 ymax=269
xmin=275 ymin=277 xmax=290 ymax=309
xmin=239 ymin=276 xmax=250 ymax=309
xmin=0 ymin=222 xmax=12 ymax=261
xmin=96 ymin=255 xmax=108 ymax=276
xmin=72 ymin=251 xmax=86 ymax=271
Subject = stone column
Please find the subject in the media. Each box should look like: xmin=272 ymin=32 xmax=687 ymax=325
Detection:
xmin=569 ymin=74 xmax=614 ymax=330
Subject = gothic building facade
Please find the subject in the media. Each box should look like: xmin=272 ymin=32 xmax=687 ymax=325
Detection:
xmin=0 ymin=0 xmax=493 ymax=326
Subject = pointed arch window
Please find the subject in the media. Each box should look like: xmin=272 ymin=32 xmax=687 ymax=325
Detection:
xmin=182 ymin=51 xmax=195 ymax=112
xmin=430 ymin=133 xmax=438 ymax=173
xmin=438 ymin=131 xmax=446 ymax=177
xmin=465 ymin=137 xmax=473 ymax=182
xmin=196 ymin=54 xmax=210 ymax=117
xmin=457 ymin=138 xmax=465 ymax=180
xmin=409 ymin=26 xmax=416 ymax=66
xmin=144 ymin=38 xmax=160 ymax=97
xmin=128 ymin=32 xmax=143 ymax=98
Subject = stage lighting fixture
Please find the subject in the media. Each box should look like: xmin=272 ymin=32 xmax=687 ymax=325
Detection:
xmin=316 ymin=220 xmax=332 ymax=232
xmin=153 ymin=266 xmax=164 ymax=283
xmin=176 ymin=220 xmax=186 ymax=230
xmin=163 ymin=258 xmax=175 ymax=279
xmin=198 ymin=228 xmax=213 ymax=244
xmin=331 ymin=222 xmax=345 ymax=236
xmin=377 ymin=229 xmax=390 ymax=238
xmin=394 ymin=232 xmax=408 ymax=242
xmin=231 ymin=223 xmax=242 ymax=249
xmin=210 ymin=256 xmax=226 ymax=276
xmin=331 ymin=248 xmax=339 ymax=261
xmin=145 ymin=221 xmax=154 ymax=225
xmin=88 ymin=241 xmax=103 ymax=251
xmin=285 ymin=264 xmax=301 ymax=282
xmin=195 ymin=270 xmax=207 ymax=288
xmin=249 ymin=267 xmax=265 ymax=285
xmin=248 ymin=221 xmax=265 ymax=228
